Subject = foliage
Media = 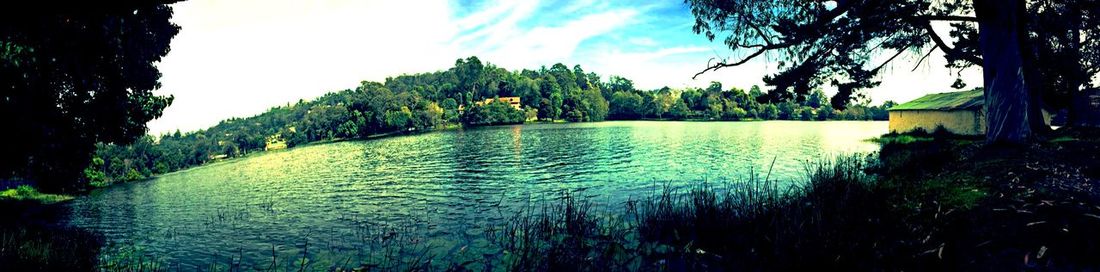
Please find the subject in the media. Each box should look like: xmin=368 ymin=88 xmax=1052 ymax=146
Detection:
xmin=462 ymin=99 xmax=526 ymax=126
xmin=83 ymin=58 xmax=894 ymax=187
xmin=685 ymin=0 xmax=1096 ymax=108
xmin=0 ymin=185 xmax=73 ymax=204
xmin=1 ymin=3 xmax=182 ymax=192
xmin=607 ymin=91 xmax=642 ymax=118
xmin=685 ymin=0 xmax=1100 ymax=143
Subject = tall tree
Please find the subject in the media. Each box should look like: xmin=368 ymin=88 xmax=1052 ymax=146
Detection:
xmin=609 ymin=91 xmax=644 ymax=119
xmin=607 ymin=76 xmax=636 ymax=93
xmin=974 ymin=0 xmax=1036 ymax=143
xmin=1 ymin=2 xmax=182 ymax=192
xmin=453 ymin=56 xmax=485 ymax=101
xmin=686 ymin=0 xmax=1099 ymax=143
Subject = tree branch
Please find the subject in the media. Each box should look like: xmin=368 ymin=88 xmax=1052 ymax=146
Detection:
xmin=921 ymin=22 xmax=983 ymax=65
xmin=912 ymin=44 xmax=939 ymax=71
xmin=692 ymin=48 xmax=769 ymax=79
xmin=731 ymin=23 xmax=777 ymax=50
xmin=870 ymin=42 xmax=913 ymax=73
xmin=737 ymin=43 xmax=767 ymax=49
xmin=692 ymin=1 xmax=854 ymax=79
xmin=750 ymin=24 xmax=774 ymax=46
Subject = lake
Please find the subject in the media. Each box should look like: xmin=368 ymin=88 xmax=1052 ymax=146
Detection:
xmin=62 ymin=120 xmax=886 ymax=269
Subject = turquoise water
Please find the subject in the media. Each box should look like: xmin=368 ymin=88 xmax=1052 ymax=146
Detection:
xmin=63 ymin=120 xmax=886 ymax=269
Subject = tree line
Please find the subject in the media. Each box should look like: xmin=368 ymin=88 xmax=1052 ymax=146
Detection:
xmin=85 ymin=56 xmax=894 ymax=186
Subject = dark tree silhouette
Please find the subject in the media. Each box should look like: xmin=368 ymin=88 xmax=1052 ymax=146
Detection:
xmin=686 ymin=0 xmax=1099 ymax=143
xmin=1026 ymin=0 xmax=1100 ymax=127
xmin=1 ymin=2 xmax=182 ymax=192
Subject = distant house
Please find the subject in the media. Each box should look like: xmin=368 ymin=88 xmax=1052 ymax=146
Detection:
xmin=889 ymin=89 xmax=1054 ymax=135
xmin=889 ymin=90 xmax=986 ymax=135
xmin=474 ymin=97 xmax=522 ymax=110
xmin=265 ymin=135 xmax=287 ymax=151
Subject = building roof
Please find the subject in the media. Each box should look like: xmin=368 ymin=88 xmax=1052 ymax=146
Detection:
xmin=474 ymin=97 xmax=521 ymax=105
xmin=889 ymin=89 xmax=983 ymax=111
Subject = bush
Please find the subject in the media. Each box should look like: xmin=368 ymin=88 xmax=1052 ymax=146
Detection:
xmin=462 ymin=99 xmax=525 ymax=126
xmin=0 ymin=185 xmax=73 ymax=204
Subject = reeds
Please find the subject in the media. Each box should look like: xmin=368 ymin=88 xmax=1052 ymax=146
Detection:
xmin=0 ymin=155 xmax=936 ymax=271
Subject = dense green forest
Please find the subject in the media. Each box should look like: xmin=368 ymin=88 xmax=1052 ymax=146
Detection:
xmin=86 ymin=56 xmax=894 ymax=186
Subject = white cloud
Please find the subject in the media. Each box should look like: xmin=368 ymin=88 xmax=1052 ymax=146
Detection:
xmin=628 ymin=37 xmax=658 ymax=47
xmin=452 ymin=0 xmax=541 ymax=49
xmin=449 ymin=2 xmax=639 ymax=70
xmin=454 ymin=0 xmax=519 ymax=31
xmin=150 ymin=0 xmax=644 ymax=135
xmin=479 ymin=9 xmax=639 ymax=68
xmin=149 ymin=0 xmax=459 ymax=135
xmin=558 ymin=0 xmax=602 ymax=13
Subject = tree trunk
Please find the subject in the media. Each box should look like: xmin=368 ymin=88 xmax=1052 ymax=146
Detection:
xmin=975 ymin=0 xmax=1038 ymax=144
xmin=1065 ymin=8 xmax=1088 ymax=127
xmin=1017 ymin=1 xmax=1052 ymax=135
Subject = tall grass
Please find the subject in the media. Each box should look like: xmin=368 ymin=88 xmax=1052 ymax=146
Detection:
xmin=3 ymin=155 xmax=901 ymax=271
xmin=0 ymin=225 xmax=102 ymax=271
xmin=620 ymin=156 xmax=892 ymax=270
xmin=483 ymin=156 xmax=887 ymax=271
xmin=485 ymin=192 xmax=636 ymax=271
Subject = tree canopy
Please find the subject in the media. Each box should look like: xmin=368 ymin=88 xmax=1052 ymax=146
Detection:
xmin=686 ymin=0 xmax=1100 ymax=143
xmin=1 ymin=2 xmax=182 ymax=192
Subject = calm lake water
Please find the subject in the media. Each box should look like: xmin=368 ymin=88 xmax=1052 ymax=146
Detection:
xmin=63 ymin=121 xmax=886 ymax=269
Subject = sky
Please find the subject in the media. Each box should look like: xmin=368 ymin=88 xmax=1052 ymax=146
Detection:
xmin=148 ymin=0 xmax=982 ymax=135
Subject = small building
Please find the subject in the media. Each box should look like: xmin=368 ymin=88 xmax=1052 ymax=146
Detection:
xmin=888 ymin=90 xmax=986 ymax=135
xmin=889 ymin=89 xmax=1058 ymax=135
xmin=265 ymin=135 xmax=287 ymax=151
xmin=474 ymin=97 xmax=522 ymax=110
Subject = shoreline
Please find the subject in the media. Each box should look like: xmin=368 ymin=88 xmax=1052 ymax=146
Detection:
xmin=90 ymin=119 xmax=888 ymax=193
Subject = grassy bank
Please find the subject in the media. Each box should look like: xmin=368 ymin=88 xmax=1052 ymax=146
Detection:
xmin=0 ymin=185 xmax=74 ymax=204
xmin=494 ymin=127 xmax=1100 ymax=271
xmin=1 ymin=194 xmax=99 ymax=271
xmin=0 ymin=224 xmax=102 ymax=271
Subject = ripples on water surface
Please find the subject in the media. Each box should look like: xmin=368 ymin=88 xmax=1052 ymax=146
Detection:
xmin=64 ymin=121 xmax=886 ymax=268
